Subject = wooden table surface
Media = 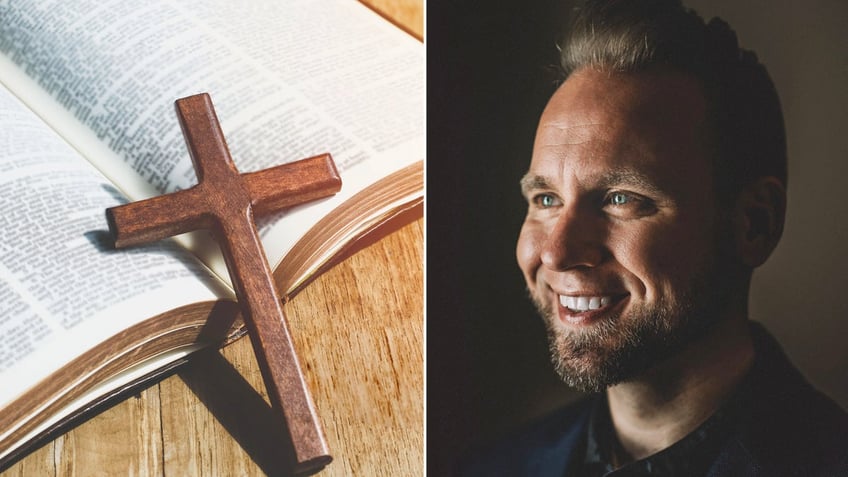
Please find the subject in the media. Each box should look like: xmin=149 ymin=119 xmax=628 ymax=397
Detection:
xmin=0 ymin=1 xmax=423 ymax=476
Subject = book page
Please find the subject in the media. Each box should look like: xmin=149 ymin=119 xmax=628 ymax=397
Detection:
xmin=0 ymin=0 xmax=424 ymax=282
xmin=0 ymin=84 xmax=223 ymax=406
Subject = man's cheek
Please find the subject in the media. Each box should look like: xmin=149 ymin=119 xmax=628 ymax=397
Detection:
xmin=516 ymin=224 xmax=546 ymax=285
xmin=631 ymin=225 xmax=705 ymax=285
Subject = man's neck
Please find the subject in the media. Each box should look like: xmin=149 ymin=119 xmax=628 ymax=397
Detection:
xmin=605 ymin=317 xmax=755 ymax=463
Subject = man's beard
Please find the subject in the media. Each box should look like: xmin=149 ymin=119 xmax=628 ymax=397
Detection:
xmin=531 ymin=253 xmax=733 ymax=393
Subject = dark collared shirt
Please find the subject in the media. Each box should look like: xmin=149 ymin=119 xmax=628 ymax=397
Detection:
xmin=574 ymin=390 xmax=745 ymax=477
xmin=455 ymin=323 xmax=848 ymax=477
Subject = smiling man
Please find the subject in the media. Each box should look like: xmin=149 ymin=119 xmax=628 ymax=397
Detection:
xmin=458 ymin=0 xmax=848 ymax=475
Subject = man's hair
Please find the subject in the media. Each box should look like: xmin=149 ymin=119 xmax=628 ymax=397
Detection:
xmin=558 ymin=0 xmax=787 ymax=201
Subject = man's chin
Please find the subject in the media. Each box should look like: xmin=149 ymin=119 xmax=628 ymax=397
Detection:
xmin=553 ymin=365 xmax=618 ymax=394
xmin=547 ymin=337 xmax=638 ymax=393
xmin=530 ymin=287 xmax=695 ymax=392
xmin=546 ymin=313 xmax=719 ymax=393
xmin=543 ymin=304 xmax=695 ymax=393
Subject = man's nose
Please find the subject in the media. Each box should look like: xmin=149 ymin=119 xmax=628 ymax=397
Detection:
xmin=539 ymin=207 xmax=606 ymax=271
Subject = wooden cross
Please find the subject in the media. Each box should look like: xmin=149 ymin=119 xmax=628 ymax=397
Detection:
xmin=106 ymin=93 xmax=340 ymax=473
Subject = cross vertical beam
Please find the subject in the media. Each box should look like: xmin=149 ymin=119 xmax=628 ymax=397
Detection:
xmin=106 ymin=93 xmax=341 ymax=473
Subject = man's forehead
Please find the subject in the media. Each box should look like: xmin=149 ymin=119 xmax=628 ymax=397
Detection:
xmin=525 ymin=68 xmax=712 ymax=193
xmin=534 ymin=120 xmax=616 ymax=148
xmin=527 ymin=119 xmax=661 ymax=193
xmin=538 ymin=67 xmax=708 ymax=136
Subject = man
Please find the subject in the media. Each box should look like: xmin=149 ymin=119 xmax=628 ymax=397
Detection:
xmin=458 ymin=0 xmax=848 ymax=475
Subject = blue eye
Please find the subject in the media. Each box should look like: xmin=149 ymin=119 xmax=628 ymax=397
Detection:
xmin=602 ymin=191 xmax=658 ymax=218
xmin=609 ymin=192 xmax=630 ymax=206
xmin=533 ymin=194 xmax=559 ymax=208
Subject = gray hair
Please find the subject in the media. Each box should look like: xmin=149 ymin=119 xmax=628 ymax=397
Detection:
xmin=558 ymin=0 xmax=787 ymax=200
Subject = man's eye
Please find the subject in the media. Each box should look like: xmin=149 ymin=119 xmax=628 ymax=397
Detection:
xmin=603 ymin=191 xmax=657 ymax=217
xmin=608 ymin=192 xmax=631 ymax=206
xmin=532 ymin=194 xmax=560 ymax=208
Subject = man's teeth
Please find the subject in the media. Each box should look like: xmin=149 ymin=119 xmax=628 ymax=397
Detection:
xmin=559 ymin=295 xmax=612 ymax=312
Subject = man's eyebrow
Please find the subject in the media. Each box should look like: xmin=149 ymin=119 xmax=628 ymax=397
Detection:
xmin=519 ymin=168 xmax=664 ymax=196
xmin=519 ymin=174 xmax=549 ymax=197
xmin=599 ymin=168 xmax=664 ymax=195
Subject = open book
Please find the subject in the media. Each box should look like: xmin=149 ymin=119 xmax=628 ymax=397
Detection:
xmin=0 ymin=0 xmax=423 ymax=468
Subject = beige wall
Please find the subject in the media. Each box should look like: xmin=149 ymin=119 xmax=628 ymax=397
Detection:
xmin=685 ymin=0 xmax=848 ymax=410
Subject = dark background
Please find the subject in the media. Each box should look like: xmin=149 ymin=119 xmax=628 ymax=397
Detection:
xmin=427 ymin=1 xmax=848 ymax=475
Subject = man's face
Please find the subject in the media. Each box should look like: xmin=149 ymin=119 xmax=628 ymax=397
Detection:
xmin=516 ymin=67 xmax=733 ymax=392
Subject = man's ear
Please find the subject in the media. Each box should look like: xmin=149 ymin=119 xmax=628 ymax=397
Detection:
xmin=732 ymin=176 xmax=786 ymax=268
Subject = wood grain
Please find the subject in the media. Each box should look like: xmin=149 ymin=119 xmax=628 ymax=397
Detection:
xmin=2 ymin=220 xmax=422 ymax=476
xmin=0 ymin=0 xmax=423 ymax=475
xmin=360 ymin=0 xmax=424 ymax=39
